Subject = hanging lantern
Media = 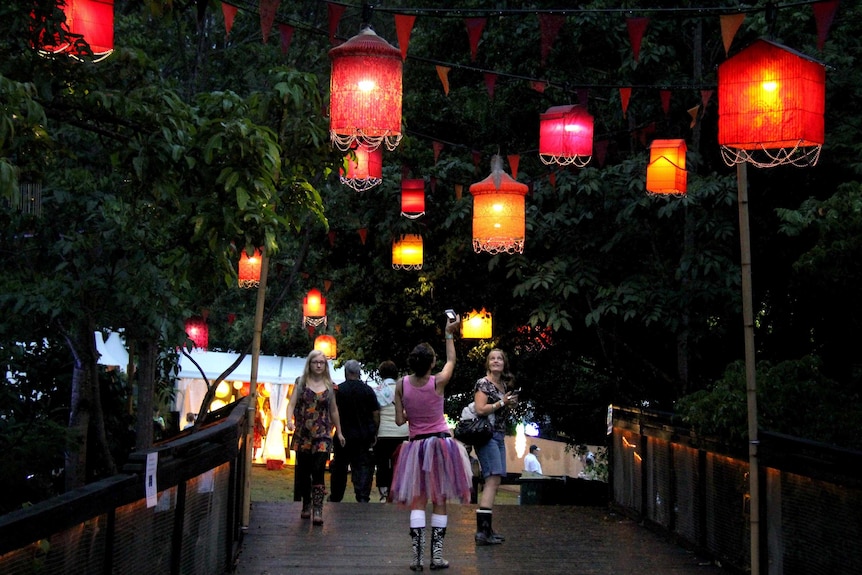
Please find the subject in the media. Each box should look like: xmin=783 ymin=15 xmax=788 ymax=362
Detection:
xmin=184 ymin=316 xmax=209 ymax=350
xmin=340 ymin=145 xmax=383 ymax=191
xmin=400 ymin=179 xmax=425 ymax=219
xmin=238 ymin=248 xmax=262 ymax=288
xmin=646 ymin=139 xmax=687 ymax=195
xmin=392 ymin=234 xmax=423 ymax=270
xmin=469 ymin=155 xmax=528 ymax=254
xmin=215 ymin=381 xmax=232 ymax=400
xmin=329 ymin=27 xmax=403 ymax=152
xmin=539 ymin=104 xmax=594 ymax=166
xmin=303 ymin=288 xmax=327 ymax=327
xmin=718 ymin=39 xmax=825 ymax=168
xmin=461 ymin=308 xmax=493 ymax=339
xmin=37 ymin=0 xmax=115 ymax=62
xmin=314 ymin=334 xmax=337 ymax=359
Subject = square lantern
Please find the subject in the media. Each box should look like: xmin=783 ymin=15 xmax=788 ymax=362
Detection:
xmin=340 ymin=145 xmax=383 ymax=191
xmin=238 ymin=248 xmax=262 ymax=288
xmin=392 ymin=234 xmax=423 ymax=270
xmin=646 ymin=139 xmax=687 ymax=195
xmin=539 ymin=104 xmax=594 ymax=167
xmin=184 ymin=316 xmax=208 ymax=350
xmin=314 ymin=334 xmax=337 ymax=359
xmin=37 ymin=0 xmax=115 ymax=61
xmin=718 ymin=39 xmax=825 ymax=167
xmin=329 ymin=27 xmax=403 ymax=152
xmin=461 ymin=308 xmax=493 ymax=339
xmin=470 ymin=156 xmax=528 ymax=254
xmin=303 ymin=288 xmax=327 ymax=327
xmin=401 ymin=179 xmax=425 ymax=219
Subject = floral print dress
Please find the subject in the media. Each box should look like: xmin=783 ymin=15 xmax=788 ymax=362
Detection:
xmin=290 ymin=385 xmax=335 ymax=454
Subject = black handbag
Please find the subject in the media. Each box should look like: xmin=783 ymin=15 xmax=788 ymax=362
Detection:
xmin=454 ymin=415 xmax=493 ymax=446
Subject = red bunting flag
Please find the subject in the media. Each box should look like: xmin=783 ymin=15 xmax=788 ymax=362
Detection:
xmin=328 ymin=231 xmax=336 ymax=247
xmin=358 ymin=228 xmax=367 ymax=245
xmin=394 ymin=14 xmax=416 ymax=61
xmin=327 ymin=2 xmax=346 ymax=45
xmin=660 ymin=90 xmax=671 ymax=117
xmin=307 ymin=325 xmax=315 ymax=338
xmin=436 ymin=66 xmax=451 ymax=95
xmin=549 ymin=171 xmax=556 ymax=190
xmin=813 ymin=0 xmax=839 ymax=51
xmin=259 ymin=0 xmax=279 ymax=45
xmin=433 ymin=141 xmax=444 ymax=164
xmin=626 ymin=17 xmax=649 ymax=63
xmin=538 ymin=14 xmax=566 ymax=67
xmin=324 ymin=279 xmax=332 ymax=292
xmin=508 ymin=154 xmax=520 ymax=180
xmin=688 ymin=105 xmax=700 ymax=128
xmin=279 ymin=24 xmax=294 ymax=55
xmin=720 ymin=14 xmax=745 ymax=55
xmin=619 ymin=87 xmax=632 ymax=118
xmin=531 ymin=81 xmax=547 ymax=93
xmin=701 ymin=89 xmax=713 ymax=110
xmin=280 ymin=322 xmax=288 ymax=335
xmin=222 ymin=3 xmax=238 ymax=38
xmin=227 ymin=313 xmax=236 ymax=325
xmin=484 ymin=73 xmax=498 ymax=100
xmin=465 ymin=17 xmax=486 ymax=61
xmin=472 ymin=150 xmax=481 ymax=169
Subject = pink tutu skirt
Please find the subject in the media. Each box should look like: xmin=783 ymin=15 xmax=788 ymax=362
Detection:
xmin=390 ymin=435 xmax=474 ymax=506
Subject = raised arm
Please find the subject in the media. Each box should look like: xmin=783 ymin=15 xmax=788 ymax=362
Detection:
xmin=434 ymin=314 xmax=460 ymax=389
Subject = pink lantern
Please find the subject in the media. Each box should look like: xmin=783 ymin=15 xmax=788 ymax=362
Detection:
xmin=539 ymin=105 xmax=594 ymax=167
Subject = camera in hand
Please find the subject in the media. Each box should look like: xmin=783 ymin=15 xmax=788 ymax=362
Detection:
xmin=445 ymin=309 xmax=456 ymax=321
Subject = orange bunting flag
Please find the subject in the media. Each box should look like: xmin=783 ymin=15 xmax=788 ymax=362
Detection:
xmin=538 ymin=13 xmax=566 ymax=67
xmin=484 ymin=73 xmax=498 ymax=100
xmin=394 ymin=13 xmax=416 ymax=61
xmin=327 ymin=2 xmax=346 ymax=45
xmin=279 ymin=24 xmax=294 ymax=55
xmin=813 ymin=0 xmax=839 ymax=51
xmin=433 ymin=141 xmax=444 ymax=164
xmin=328 ymin=231 xmax=336 ymax=247
xmin=688 ymin=105 xmax=701 ymax=128
xmin=455 ymin=184 xmax=463 ymax=200
xmin=465 ymin=18 xmax=486 ymax=61
xmin=358 ymin=228 xmax=367 ymax=245
xmin=619 ymin=87 xmax=632 ymax=118
xmin=660 ymin=90 xmax=671 ymax=117
xmin=508 ymin=154 xmax=520 ymax=180
xmin=626 ymin=17 xmax=649 ymax=63
xmin=259 ymin=0 xmax=279 ymax=45
xmin=222 ymin=2 xmax=238 ymax=38
xmin=531 ymin=81 xmax=547 ymax=93
xmin=720 ymin=13 xmax=745 ymax=55
xmin=436 ymin=65 xmax=451 ymax=95
xmin=324 ymin=279 xmax=332 ymax=293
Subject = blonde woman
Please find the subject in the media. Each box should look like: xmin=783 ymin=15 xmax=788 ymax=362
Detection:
xmin=286 ymin=350 xmax=345 ymax=525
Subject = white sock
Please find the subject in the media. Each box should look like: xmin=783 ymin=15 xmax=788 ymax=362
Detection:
xmin=410 ymin=509 xmax=426 ymax=529
xmin=431 ymin=513 xmax=447 ymax=528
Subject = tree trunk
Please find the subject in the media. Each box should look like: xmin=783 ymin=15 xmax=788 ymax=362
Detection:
xmin=135 ymin=337 xmax=158 ymax=452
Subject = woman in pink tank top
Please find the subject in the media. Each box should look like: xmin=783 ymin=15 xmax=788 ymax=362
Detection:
xmin=390 ymin=314 xmax=472 ymax=571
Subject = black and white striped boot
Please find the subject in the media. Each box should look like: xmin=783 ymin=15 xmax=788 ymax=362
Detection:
xmin=409 ymin=527 xmax=425 ymax=571
xmin=429 ymin=526 xmax=449 ymax=570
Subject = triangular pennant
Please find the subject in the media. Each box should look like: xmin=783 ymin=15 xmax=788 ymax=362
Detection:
xmin=531 ymin=81 xmax=547 ymax=93
xmin=538 ymin=13 xmax=566 ymax=67
xmin=455 ymin=184 xmax=463 ymax=200
xmin=307 ymin=325 xmax=315 ymax=338
xmin=358 ymin=228 xmax=367 ymax=245
xmin=201 ymin=308 xmax=210 ymax=321
xmin=464 ymin=17 xmax=486 ymax=62
xmin=279 ymin=24 xmax=294 ymax=55
xmin=508 ymin=154 xmax=520 ymax=180
xmin=227 ymin=312 xmax=236 ymax=325
xmin=688 ymin=105 xmax=700 ymax=129
xmin=484 ymin=73 xmax=498 ymax=100
xmin=549 ymin=171 xmax=556 ymax=190
xmin=719 ymin=13 xmax=745 ymax=55
xmin=660 ymin=90 xmax=671 ymax=117
xmin=394 ymin=14 xmax=417 ymax=61
xmin=222 ymin=2 xmax=238 ymax=38
xmin=619 ymin=87 xmax=632 ymax=118
xmin=328 ymin=230 xmax=336 ymax=247
xmin=327 ymin=2 xmax=346 ymax=45
xmin=280 ymin=321 xmax=288 ymax=335
xmin=259 ymin=0 xmax=279 ymax=45
xmin=626 ymin=17 xmax=649 ymax=63
xmin=472 ymin=150 xmax=481 ymax=169
xmin=324 ymin=279 xmax=332 ymax=292
xmin=701 ymin=89 xmax=713 ymax=110
xmin=813 ymin=0 xmax=839 ymax=51
xmin=436 ymin=65 xmax=451 ymax=95
xmin=433 ymin=141 xmax=444 ymax=164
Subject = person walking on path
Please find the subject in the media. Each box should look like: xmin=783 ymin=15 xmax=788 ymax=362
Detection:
xmin=286 ymin=350 xmax=345 ymax=525
xmin=329 ymin=359 xmax=380 ymax=503
xmin=372 ymin=360 xmax=409 ymax=502
xmin=390 ymin=314 xmax=473 ymax=571
xmin=472 ymin=348 xmax=518 ymax=545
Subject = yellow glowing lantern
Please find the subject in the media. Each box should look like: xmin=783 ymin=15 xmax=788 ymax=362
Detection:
xmin=462 ymin=308 xmax=493 ymax=339
xmin=303 ymin=288 xmax=327 ymax=328
xmin=238 ymin=248 xmax=262 ymax=288
xmin=215 ymin=380 xmax=232 ymax=399
xmin=392 ymin=234 xmax=423 ymax=270
xmin=646 ymin=139 xmax=687 ymax=195
xmin=470 ymin=155 xmax=528 ymax=254
xmin=314 ymin=334 xmax=337 ymax=359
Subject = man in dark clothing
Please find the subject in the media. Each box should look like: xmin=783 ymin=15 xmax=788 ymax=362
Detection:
xmin=329 ymin=359 xmax=380 ymax=502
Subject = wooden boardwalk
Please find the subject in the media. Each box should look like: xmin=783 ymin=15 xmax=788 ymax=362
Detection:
xmin=233 ymin=501 xmax=732 ymax=575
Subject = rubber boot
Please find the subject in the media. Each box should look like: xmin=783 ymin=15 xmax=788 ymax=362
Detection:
xmin=475 ymin=509 xmax=502 ymax=546
xmin=429 ymin=527 xmax=449 ymax=570
xmin=300 ymin=497 xmax=311 ymax=519
xmin=409 ymin=527 xmax=425 ymax=571
xmin=312 ymin=485 xmax=325 ymax=525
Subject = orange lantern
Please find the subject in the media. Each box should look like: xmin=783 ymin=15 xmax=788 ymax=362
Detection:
xmin=37 ymin=0 xmax=115 ymax=61
xmin=461 ymin=309 xmax=493 ymax=339
xmin=340 ymin=145 xmax=383 ymax=191
xmin=314 ymin=334 xmax=337 ymax=359
xmin=392 ymin=234 xmax=423 ymax=270
xmin=718 ymin=39 xmax=825 ymax=168
xmin=303 ymin=288 xmax=327 ymax=327
xmin=646 ymin=139 xmax=687 ymax=195
xmin=238 ymin=248 xmax=262 ymax=288
xmin=329 ymin=27 xmax=403 ymax=152
xmin=469 ymin=155 xmax=528 ymax=254
xmin=184 ymin=316 xmax=208 ymax=350
xmin=539 ymin=105 xmax=594 ymax=167
xmin=401 ymin=179 xmax=425 ymax=219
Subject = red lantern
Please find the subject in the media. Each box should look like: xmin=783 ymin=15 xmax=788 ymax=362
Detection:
xmin=392 ymin=234 xmax=423 ymax=270
xmin=646 ymin=139 xmax=687 ymax=195
xmin=539 ymin=105 xmax=594 ymax=167
xmin=329 ymin=27 xmax=403 ymax=152
xmin=340 ymin=145 xmax=383 ymax=191
xmin=184 ymin=316 xmax=208 ymax=350
xmin=470 ymin=156 xmax=528 ymax=254
xmin=38 ymin=0 xmax=115 ymax=61
xmin=303 ymin=288 xmax=327 ymax=327
xmin=718 ymin=39 xmax=825 ymax=167
xmin=400 ymin=179 xmax=425 ymax=219
xmin=238 ymin=248 xmax=262 ymax=288
xmin=314 ymin=334 xmax=337 ymax=359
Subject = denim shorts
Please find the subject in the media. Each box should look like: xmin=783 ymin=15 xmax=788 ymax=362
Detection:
xmin=476 ymin=431 xmax=507 ymax=478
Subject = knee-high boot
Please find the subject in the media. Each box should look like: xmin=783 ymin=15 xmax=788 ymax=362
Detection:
xmin=429 ymin=527 xmax=449 ymax=570
xmin=475 ymin=509 xmax=502 ymax=546
xmin=300 ymin=496 xmax=311 ymax=519
xmin=312 ymin=485 xmax=326 ymax=525
xmin=409 ymin=527 xmax=425 ymax=571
